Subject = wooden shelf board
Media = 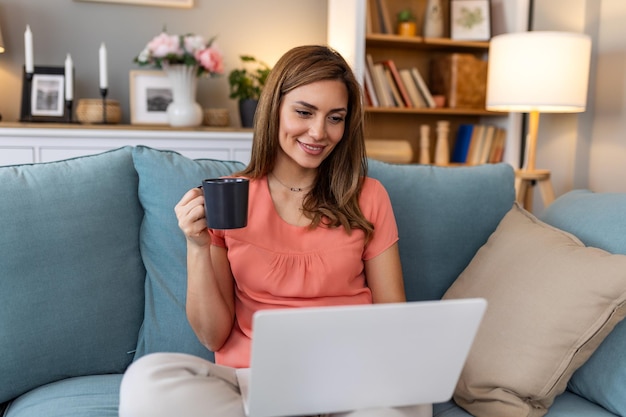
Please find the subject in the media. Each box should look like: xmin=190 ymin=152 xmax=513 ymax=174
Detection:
xmin=366 ymin=34 xmax=490 ymax=51
xmin=365 ymin=107 xmax=507 ymax=116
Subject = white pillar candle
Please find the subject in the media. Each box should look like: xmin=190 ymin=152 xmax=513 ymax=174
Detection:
xmin=99 ymin=43 xmax=108 ymax=89
xmin=65 ymin=54 xmax=73 ymax=100
xmin=24 ymin=25 xmax=34 ymax=74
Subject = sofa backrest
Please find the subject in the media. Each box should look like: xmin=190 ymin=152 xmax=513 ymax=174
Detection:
xmin=129 ymin=150 xmax=516 ymax=362
xmin=0 ymin=147 xmax=145 ymax=403
xmin=367 ymin=160 xmax=516 ymax=301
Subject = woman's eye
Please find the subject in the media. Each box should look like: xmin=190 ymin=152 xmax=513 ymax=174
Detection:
xmin=296 ymin=109 xmax=312 ymax=117
xmin=329 ymin=115 xmax=345 ymax=124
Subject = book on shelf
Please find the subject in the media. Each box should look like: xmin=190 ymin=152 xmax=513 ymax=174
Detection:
xmin=410 ymin=67 xmax=437 ymax=108
xmin=375 ymin=0 xmax=393 ymax=34
xmin=383 ymin=67 xmax=405 ymax=107
xmin=451 ymin=124 xmax=507 ymax=165
xmin=451 ymin=124 xmax=474 ymax=163
xmin=488 ymin=128 xmax=507 ymax=163
xmin=366 ymin=0 xmax=375 ymax=34
xmin=366 ymin=54 xmax=392 ymax=107
xmin=400 ymin=69 xmax=427 ymax=108
xmin=372 ymin=63 xmax=394 ymax=107
xmin=466 ymin=125 xmax=486 ymax=165
xmin=363 ymin=81 xmax=374 ymax=107
xmin=363 ymin=60 xmax=379 ymax=107
xmin=478 ymin=125 xmax=496 ymax=164
xmin=382 ymin=60 xmax=413 ymax=108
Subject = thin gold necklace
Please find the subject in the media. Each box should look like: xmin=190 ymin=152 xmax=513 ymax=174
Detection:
xmin=270 ymin=172 xmax=312 ymax=193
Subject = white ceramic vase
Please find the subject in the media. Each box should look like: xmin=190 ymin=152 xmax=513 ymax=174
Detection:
xmin=164 ymin=64 xmax=203 ymax=127
xmin=423 ymin=0 xmax=445 ymax=38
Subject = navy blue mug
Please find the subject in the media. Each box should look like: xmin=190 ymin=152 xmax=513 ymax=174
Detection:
xmin=202 ymin=178 xmax=249 ymax=229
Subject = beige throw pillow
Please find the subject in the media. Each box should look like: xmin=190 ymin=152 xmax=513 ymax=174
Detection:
xmin=443 ymin=203 xmax=626 ymax=417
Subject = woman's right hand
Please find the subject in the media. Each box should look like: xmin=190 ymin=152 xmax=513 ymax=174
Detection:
xmin=175 ymin=187 xmax=211 ymax=247
xmin=177 ymin=187 xmax=236 ymax=351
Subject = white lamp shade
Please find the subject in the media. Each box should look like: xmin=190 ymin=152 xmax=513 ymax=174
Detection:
xmin=486 ymin=31 xmax=592 ymax=113
xmin=0 ymin=24 xmax=4 ymax=53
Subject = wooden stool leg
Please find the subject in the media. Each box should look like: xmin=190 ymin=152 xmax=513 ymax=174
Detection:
xmin=516 ymin=179 xmax=531 ymax=211
xmin=515 ymin=170 xmax=554 ymax=213
xmin=537 ymin=178 xmax=555 ymax=206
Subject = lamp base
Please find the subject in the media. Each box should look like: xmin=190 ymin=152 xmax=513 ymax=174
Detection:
xmin=515 ymin=169 xmax=555 ymax=213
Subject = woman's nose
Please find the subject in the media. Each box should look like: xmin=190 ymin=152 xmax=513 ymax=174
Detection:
xmin=308 ymin=117 xmax=326 ymax=141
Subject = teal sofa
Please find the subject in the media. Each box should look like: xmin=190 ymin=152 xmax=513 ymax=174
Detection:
xmin=1 ymin=146 xmax=625 ymax=417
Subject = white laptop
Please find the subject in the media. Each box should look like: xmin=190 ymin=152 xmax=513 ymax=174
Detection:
xmin=236 ymin=298 xmax=486 ymax=417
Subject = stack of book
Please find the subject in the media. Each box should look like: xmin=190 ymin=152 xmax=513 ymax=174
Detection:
xmin=364 ymin=55 xmax=437 ymax=109
xmin=450 ymin=124 xmax=507 ymax=165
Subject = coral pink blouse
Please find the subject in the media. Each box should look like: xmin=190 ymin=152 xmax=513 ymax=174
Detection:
xmin=209 ymin=176 xmax=398 ymax=368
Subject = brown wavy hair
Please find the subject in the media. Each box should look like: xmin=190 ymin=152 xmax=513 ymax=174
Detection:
xmin=238 ymin=45 xmax=373 ymax=240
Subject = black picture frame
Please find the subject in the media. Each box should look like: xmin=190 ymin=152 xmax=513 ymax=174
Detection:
xmin=450 ymin=0 xmax=492 ymax=41
xmin=20 ymin=66 xmax=70 ymax=123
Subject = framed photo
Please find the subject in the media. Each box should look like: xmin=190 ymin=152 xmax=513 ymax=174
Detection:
xmin=129 ymin=70 xmax=173 ymax=125
xmin=75 ymin=0 xmax=192 ymax=8
xmin=20 ymin=66 xmax=69 ymax=123
xmin=450 ymin=0 xmax=492 ymax=41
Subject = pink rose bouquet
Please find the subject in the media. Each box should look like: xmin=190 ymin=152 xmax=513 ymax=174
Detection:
xmin=135 ymin=31 xmax=224 ymax=77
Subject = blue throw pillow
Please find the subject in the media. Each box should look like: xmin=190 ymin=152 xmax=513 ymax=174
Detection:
xmin=367 ymin=160 xmax=515 ymax=301
xmin=131 ymin=146 xmax=245 ymax=362
xmin=0 ymin=147 xmax=145 ymax=403
xmin=541 ymin=190 xmax=626 ymax=416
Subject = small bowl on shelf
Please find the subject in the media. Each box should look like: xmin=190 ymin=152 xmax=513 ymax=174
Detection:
xmin=76 ymin=99 xmax=121 ymax=124
xmin=203 ymin=108 xmax=230 ymax=127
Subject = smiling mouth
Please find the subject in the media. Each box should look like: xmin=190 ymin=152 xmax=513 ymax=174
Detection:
xmin=298 ymin=140 xmax=326 ymax=154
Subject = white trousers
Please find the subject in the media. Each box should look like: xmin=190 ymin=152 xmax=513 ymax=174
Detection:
xmin=119 ymin=353 xmax=433 ymax=417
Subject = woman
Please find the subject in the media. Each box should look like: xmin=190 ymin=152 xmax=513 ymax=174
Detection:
xmin=119 ymin=45 xmax=428 ymax=417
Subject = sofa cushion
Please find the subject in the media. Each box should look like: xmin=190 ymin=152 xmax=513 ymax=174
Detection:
xmin=4 ymin=374 xmax=122 ymax=417
xmin=131 ymin=146 xmax=245 ymax=362
xmin=433 ymin=391 xmax=621 ymax=417
xmin=367 ymin=160 xmax=515 ymax=301
xmin=0 ymin=147 xmax=145 ymax=404
xmin=541 ymin=190 xmax=626 ymax=255
xmin=443 ymin=203 xmax=626 ymax=417
xmin=541 ymin=190 xmax=626 ymax=417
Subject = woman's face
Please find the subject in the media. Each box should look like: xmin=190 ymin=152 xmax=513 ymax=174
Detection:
xmin=276 ymin=79 xmax=348 ymax=171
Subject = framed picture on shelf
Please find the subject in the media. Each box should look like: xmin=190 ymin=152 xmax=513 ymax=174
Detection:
xmin=75 ymin=0 xmax=192 ymax=8
xmin=450 ymin=0 xmax=491 ymax=41
xmin=20 ymin=66 xmax=68 ymax=123
xmin=129 ymin=70 xmax=173 ymax=125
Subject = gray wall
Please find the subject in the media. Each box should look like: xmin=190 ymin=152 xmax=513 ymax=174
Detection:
xmin=532 ymin=0 xmax=626 ymax=203
xmin=0 ymin=0 xmax=328 ymax=125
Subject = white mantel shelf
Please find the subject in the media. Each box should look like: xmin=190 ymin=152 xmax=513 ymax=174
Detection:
xmin=0 ymin=122 xmax=254 ymax=166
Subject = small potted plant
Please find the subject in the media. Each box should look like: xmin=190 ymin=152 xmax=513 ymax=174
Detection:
xmin=397 ymin=9 xmax=417 ymax=37
xmin=228 ymin=55 xmax=271 ymax=128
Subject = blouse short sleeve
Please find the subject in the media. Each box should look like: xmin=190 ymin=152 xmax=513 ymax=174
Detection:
xmin=359 ymin=177 xmax=399 ymax=260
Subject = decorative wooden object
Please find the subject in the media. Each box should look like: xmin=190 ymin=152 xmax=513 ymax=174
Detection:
xmin=430 ymin=53 xmax=488 ymax=109
xmin=76 ymin=99 xmax=121 ymax=124
xmin=365 ymin=139 xmax=414 ymax=163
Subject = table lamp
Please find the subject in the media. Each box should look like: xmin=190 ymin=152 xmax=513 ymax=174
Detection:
xmin=486 ymin=31 xmax=592 ymax=211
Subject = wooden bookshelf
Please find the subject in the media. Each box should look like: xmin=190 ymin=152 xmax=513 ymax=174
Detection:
xmin=363 ymin=0 xmax=508 ymax=164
